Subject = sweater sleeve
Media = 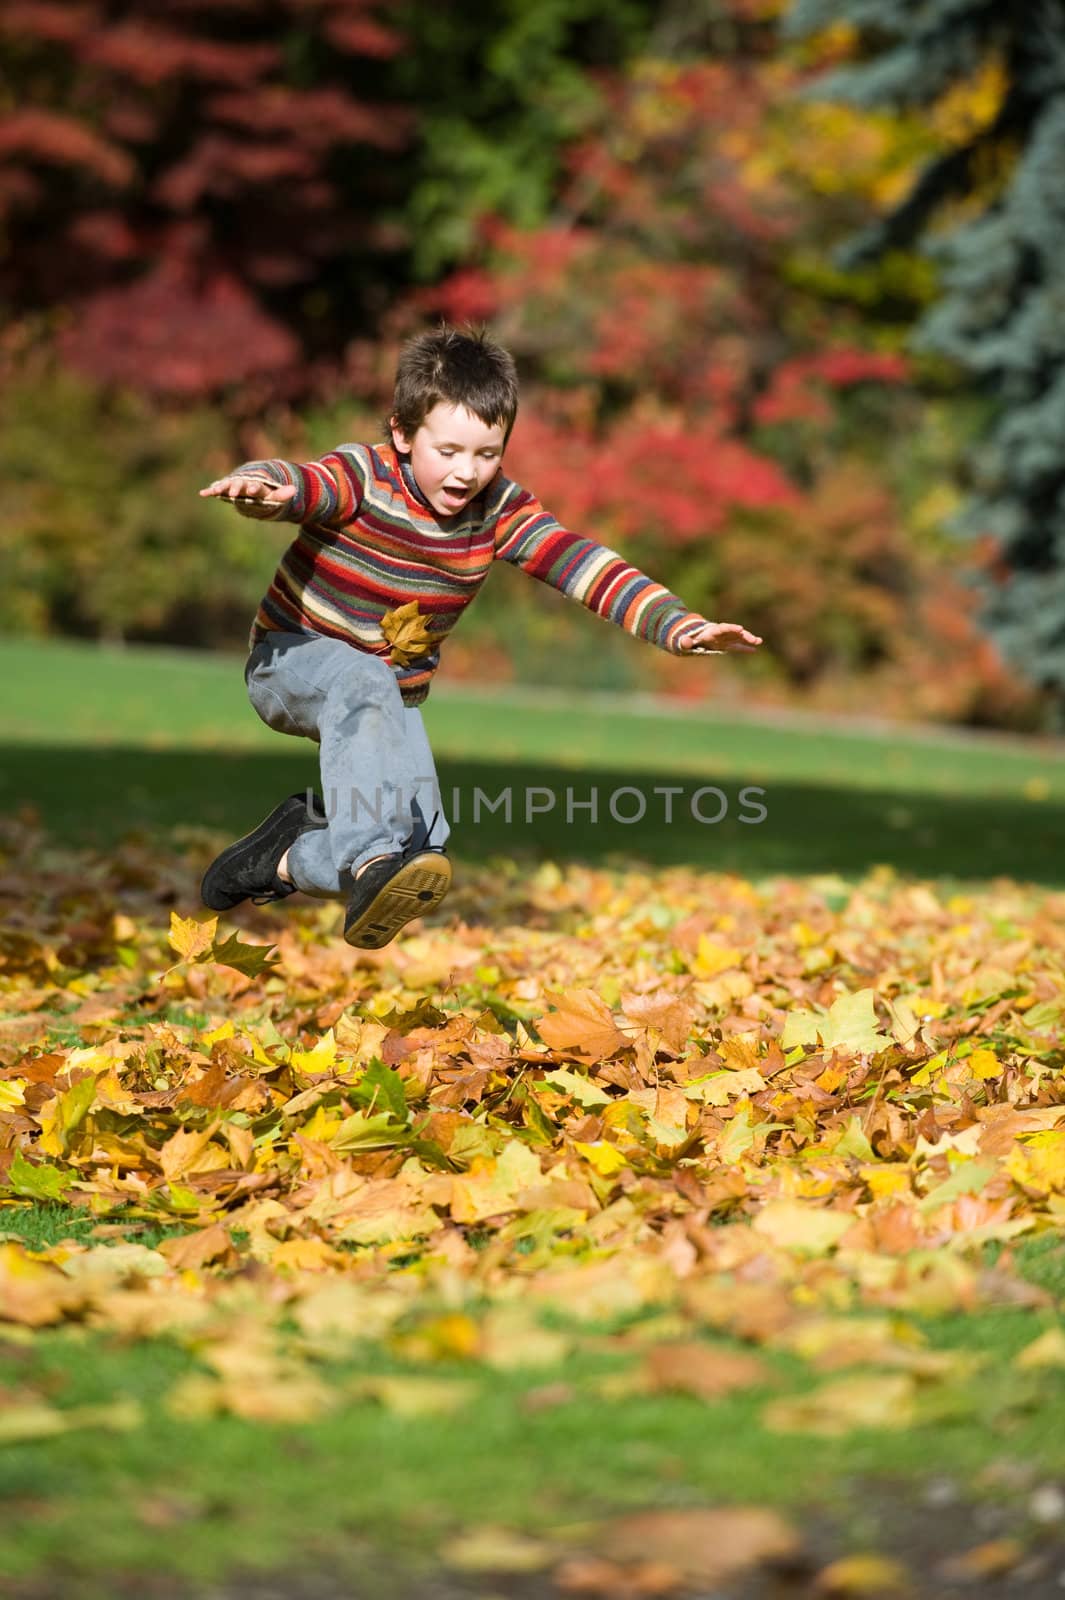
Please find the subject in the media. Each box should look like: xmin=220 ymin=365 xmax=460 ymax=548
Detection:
xmin=492 ymin=489 xmax=707 ymax=653
xmin=233 ymin=445 xmax=365 ymax=526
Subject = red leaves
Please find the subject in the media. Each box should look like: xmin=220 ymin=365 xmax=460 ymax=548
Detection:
xmin=2 ymin=0 xmax=410 ymax=398
xmin=0 ymin=110 xmax=133 ymax=188
xmin=58 ymin=265 xmax=300 ymax=397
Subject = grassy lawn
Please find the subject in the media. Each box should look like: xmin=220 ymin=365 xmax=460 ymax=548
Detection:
xmin=3 ymin=1202 xmax=1065 ymax=1598
xmin=3 ymin=637 xmax=1064 ymax=882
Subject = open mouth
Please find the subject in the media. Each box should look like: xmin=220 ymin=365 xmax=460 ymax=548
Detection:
xmin=440 ymin=487 xmax=469 ymax=509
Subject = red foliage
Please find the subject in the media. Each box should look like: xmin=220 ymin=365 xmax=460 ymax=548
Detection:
xmin=753 ymin=351 xmax=909 ymax=426
xmin=58 ymin=264 xmax=300 ymax=397
xmin=0 ymin=0 xmax=410 ymax=397
xmin=0 ymin=110 xmax=133 ymax=189
xmin=395 ymin=53 xmax=1012 ymax=719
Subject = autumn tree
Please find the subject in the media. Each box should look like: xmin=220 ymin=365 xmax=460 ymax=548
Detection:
xmin=787 ymin=0 xmax=1065 ymax=717
xmin=0 ymin=0 xmax=411 ymax=400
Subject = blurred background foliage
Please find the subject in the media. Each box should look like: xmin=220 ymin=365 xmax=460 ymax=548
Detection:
xmin=0 ymin=0 xmax=1059 ymax=728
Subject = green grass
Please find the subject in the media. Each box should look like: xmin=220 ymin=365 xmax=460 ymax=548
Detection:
xmin=3 ymin=637 xmax=1064 ymax=882
xmin=3 ymin=1201 xmax=1065 ymax=1597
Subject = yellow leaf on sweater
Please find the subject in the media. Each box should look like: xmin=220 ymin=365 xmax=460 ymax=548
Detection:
xmin=379 ymin=600 xmax=436 ymax=666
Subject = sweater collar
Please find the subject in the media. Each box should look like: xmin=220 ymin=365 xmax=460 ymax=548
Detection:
xmin=396 ymin=452 xmax=435 ymax=513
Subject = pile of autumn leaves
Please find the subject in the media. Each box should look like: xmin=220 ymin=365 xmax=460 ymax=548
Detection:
xmin=2 ymin=821 xmax=1065 ymax=1580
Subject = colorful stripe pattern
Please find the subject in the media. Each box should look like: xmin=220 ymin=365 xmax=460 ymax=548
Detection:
xmin=244 ymin=443 xmax=705 ymax=704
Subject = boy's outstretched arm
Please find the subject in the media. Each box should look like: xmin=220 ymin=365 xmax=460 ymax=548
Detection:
xmin=494 ymin=498 xmax=762 ymax=657
xmin=199 ymin=450 xmax=362 ymax=526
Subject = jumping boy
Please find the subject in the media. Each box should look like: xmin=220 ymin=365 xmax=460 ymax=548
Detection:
xmin=199 ymin=327 xmax=762 ymax=949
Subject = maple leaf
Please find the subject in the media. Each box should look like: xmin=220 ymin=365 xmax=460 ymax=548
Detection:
xmin=379 ymin=600 xmax=436 ymax=666
xmin=5 ymin=1148 xmax=75 ymax=1201
xmin=167 ymin=914 xmax=277 ymax=976
xmin=780 ymin=988 xmax=891 ymax=1054
xmin=209 ymin=929 xmax=279 ymax=978
xmin=169 ymin=911 xmax=218 ymax=964
xmin=536 ymin=989 xmax=630 ymax=1060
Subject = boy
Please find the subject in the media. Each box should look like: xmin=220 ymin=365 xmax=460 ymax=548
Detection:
xmin=199 ymin=327 xmax=762 ymax=949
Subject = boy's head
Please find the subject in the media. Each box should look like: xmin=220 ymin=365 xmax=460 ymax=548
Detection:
xmin=390 ymin=327 xmax=518 ymax=518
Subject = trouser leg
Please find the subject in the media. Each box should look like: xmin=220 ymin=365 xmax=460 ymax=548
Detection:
xmin=399 ymin=705 xmax=450 ymax=851
xmin=245 ymin=633 xmax=431 ymax=899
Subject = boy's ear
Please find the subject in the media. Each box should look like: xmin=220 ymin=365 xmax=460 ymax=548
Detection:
xmin=390 ymin=416 xmax=411 ymax=454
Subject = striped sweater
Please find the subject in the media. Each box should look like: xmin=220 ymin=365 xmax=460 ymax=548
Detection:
xmin=242 ymin=442 xmax=707 ymax=705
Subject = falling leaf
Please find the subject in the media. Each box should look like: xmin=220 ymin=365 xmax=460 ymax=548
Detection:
xmin=209 ymin=930 xmax=279 ymax=977
xmin=168 ymin=912 xmax=218 ymax=964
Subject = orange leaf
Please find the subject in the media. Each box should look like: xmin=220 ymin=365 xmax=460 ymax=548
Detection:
xmin=537 ymin=989 xmax=630 ymax=1061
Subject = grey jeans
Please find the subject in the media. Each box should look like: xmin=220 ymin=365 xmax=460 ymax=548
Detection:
xmin=245 ymin=631 xmax=449 ymax=899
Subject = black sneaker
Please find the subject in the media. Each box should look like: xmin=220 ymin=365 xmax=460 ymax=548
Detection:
xmin=201 ymin=792 xmax=325 ymax=911
xmin=343 ymin=849 xmax=452 ymax=949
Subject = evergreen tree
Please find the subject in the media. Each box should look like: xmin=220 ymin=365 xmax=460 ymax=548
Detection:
xmin=787 ymin=0 xmax=1065 ymax=715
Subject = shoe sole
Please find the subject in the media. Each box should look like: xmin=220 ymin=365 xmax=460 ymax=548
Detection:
xmin=200 ymin=796 xmax=314 ymax=911
xmin=344 ymin=854 xmax=453 ymax=949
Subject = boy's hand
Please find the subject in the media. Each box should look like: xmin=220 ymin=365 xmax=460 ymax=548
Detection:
xmin=678 ymin=621 xmax=763 ymax=655
xmin=199 ymin=474 xmax=297 ymax=513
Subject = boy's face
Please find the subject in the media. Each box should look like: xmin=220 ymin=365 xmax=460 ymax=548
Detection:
xmin=391 ymin=401 xmax=506 ymax=518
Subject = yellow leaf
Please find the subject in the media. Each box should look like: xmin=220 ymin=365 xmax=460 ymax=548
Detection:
xmin=859 ymin=1164 xmax=911 ymax=1202
xmin=37 ymin=1073 xmax=98 ymax=1158
xmin=1015 ymin=1327 xmax=1065 ymax=1370
xmin=291 ymin=1031 xmax=338 ymax=1075
xmin=692 ymin=937 xmax=742 ymax=978
xmin=168 ymin=911 xmax=217 ymax=964
xmin=201 ymin=1020 xmax=235 ymax=1046
xmin=813 ymin=1553 xmax=911 ymax=1595
xmin=1005 ymin=1131 xmax=1065 ymax=1195
xmin=0 ymin=1078 xmax=27 ymax=1110
xmin=449 ymin=1140 xmax=543 ymax=1223
xmin=764 ymin=1373 xmax=917 ymax=1436
xmin=965 ymin=1047 xmax=1003 ymax=1081
xmin=158 ymin=1123 xmax=227 ymax=1182
xmin=0 ymin=1397 xmax=143 ymax=1445
xmin=440 ymin=1527 xmax=557 ymax=1574
xmin=379 ymin=600 xmax=436 ymax=666
xmin=349 ymin=1375 xmax=475 ymax=1417
xmin=573 ymin=1140 xmax=629 ymax=1176
xmin=752 ymin=1200 xmax=852 ymax=1255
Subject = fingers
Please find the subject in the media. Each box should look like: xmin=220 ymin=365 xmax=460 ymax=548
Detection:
xmin=682 ymin=623 xmax=764 ymax=653
xmin=199 ymin=475 xmax=295 ymax=503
